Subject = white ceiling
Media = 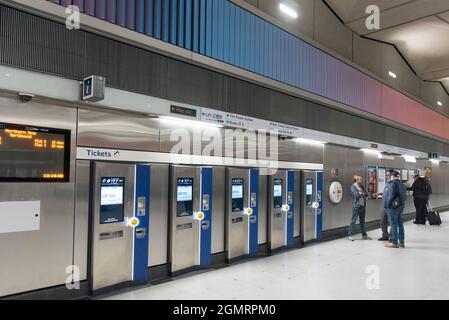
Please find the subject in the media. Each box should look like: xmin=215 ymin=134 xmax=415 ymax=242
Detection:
xmin=326 ymin=0 xmax=449 ymax=92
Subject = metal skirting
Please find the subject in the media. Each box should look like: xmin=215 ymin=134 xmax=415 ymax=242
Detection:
xmin=1 ymin=282 xmax=89 ymax=301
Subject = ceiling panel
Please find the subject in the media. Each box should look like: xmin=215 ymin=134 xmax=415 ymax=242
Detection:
xmin=368 ymin=16 xmax=449 ymax=77
xmin=326 ymin=0 xmax=412 ymax=23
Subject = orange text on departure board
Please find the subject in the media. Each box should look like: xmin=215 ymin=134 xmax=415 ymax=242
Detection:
xmin=34 ymin=139 xmax=65 ymax=149
xmin=43 ymin=173 xmax=65 ymax=179
xmin=5 ymin=129 xmax=37 ymax=139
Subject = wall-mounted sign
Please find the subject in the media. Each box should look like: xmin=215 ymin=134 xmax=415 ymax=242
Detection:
xmin=200 ymin=107 xmax=301 ymax=137
xmin=377 ymin=167 xmax=386 ymax=194
xmin=82 ymin=75 xmax=105 ymax=102
xmin=429 ymin=153 xmax=440 ymax=160
xmin=330 ymin=168 xmax=340 ymax=177
xmin=170 ymin=105 xmax=197 ymax=118
xmin=367 ymin=166 xmax=378 ymax=195
xmin=329 ymin=181 xmax=343 ymax=204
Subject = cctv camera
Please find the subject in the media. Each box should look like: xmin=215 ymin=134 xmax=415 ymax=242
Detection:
xmin=18 ymin=92 xmax=35 ymax=103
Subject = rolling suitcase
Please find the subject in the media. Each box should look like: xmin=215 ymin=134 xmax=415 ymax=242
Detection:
xmin=427 ymin=202 xmax=442 ymax=226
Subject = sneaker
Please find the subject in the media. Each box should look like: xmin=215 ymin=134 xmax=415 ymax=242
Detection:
xmin=385 ymin=243 xmax=399 ymax=248
xmin=378 ymin=237 xmax=389 ymax=241
xmin=361 ymin=236 xmax=372 ymax=240
xmin=349 ymin=237 xmax=355 ymax=242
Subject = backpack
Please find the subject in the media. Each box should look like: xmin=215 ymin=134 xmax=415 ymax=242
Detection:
xmin=420 ymin=180 xmax=432 ymax=196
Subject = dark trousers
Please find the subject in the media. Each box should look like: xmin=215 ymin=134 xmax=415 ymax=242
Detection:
xmin=414 ymin=198 xmax=428 ymax=224
xmin=380 ymin=208 xmax=389 ymax=238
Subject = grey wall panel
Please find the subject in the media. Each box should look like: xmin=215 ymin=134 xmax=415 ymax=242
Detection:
xmin=211 ymin=166 xmax=225 ymax=254
xmin=74 ymin=160 xmax=90 ymax=282
xmin=0 ymin=96 xmax=77 ymax=297
xmin=166 ymin=59 xmax=227 ymax=110
xmin=0 ymin=6 xmax=85 ymax=80
xmin=77 ymin=109 xmax=160 ymax=152
xmin=84 ymin=33 xmax=168 ymax=98
xmin=323 ymin=145 xmax=364 ymax=231
xmin=149 ymin=164 xmax=169 ymax=267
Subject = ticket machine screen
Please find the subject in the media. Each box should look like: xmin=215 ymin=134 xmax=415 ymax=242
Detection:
xmin=306 ymin=179 xmax=313 ymax=206
xmin=231 ymin=178 xmax=244 ymax=212
xmin=100 ymin=177 xmax=125 ymax=224
xmin=177 ymin=178 xmax=194 ymax=217
xmin=273 ymin=179 xmax=283 ymax=209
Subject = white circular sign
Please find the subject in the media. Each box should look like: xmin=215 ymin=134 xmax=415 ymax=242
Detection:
xmin=329 ymin=181 xmax=343 ymax=204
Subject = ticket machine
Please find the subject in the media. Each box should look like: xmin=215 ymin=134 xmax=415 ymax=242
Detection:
xmin=89 ymin=162 xmax=150 ymax=294
xmin=301 ymin=171 xmax=323 ymax=242
xmin=267 ymin=170 xmax=295 ymax=252
xmin=225 ymin=168 xmax=259 ymax=262
xmin=169 ymin=165 xmax=213 ymax=275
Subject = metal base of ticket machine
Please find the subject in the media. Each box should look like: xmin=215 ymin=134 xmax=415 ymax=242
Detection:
xmin=268 ymin=170 xmax=296 ymax=252
xmin=225 ymin=168 xmax=259 ymax=262
xmin=169 ymin=165 xmax=213 ymax=276
xmin=301 ymin=171 xmax=323 ymax=243
xmin=89 ymin=162 xmax=150 ymax=295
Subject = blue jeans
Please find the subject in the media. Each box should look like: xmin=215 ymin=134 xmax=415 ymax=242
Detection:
xmin=348 ymin=206 xmax=367 ymax=237
xmin=386 ymin=207 xmax=405 ymax=245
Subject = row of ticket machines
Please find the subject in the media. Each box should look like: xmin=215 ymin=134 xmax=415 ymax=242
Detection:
xmin=90 ymin=162 xmax=323 ymax=295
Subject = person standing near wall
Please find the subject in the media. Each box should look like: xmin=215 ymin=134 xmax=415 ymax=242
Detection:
xmin=384 ymin=171 xmax=408 ymax=248
xmin=348 ymin=175 xmax=372 ymax=241
xmin=376 ymin=170 xmax=393 ymax=241
xmin=410 ymin=174 xmax=432 ymax=225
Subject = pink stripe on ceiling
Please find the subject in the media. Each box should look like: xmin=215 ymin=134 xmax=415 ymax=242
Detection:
xmin=381 ymin=85 xmax=449 ymax=140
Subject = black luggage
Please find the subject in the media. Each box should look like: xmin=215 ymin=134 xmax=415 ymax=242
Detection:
xmin=427 ymin=202 xmax=442 ymax=226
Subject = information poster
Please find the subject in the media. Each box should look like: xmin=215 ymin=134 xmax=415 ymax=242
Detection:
xmin=401 ymin=169 xmax=409 ymax=182
xmin=367 ymin=166 xmax=377 ymax=195
xmin=377 ymin=167 xmax=386 ymax=195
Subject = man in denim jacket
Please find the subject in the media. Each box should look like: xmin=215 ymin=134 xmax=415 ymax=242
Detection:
xmin=348 ymin=175 xmax=372 ymax=241
xmin=383 ymin=171 xmax=408 ymax=248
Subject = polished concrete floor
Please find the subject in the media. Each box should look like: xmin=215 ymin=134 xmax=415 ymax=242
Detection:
xmin=107 ymin=212 xmax=449 ymax=300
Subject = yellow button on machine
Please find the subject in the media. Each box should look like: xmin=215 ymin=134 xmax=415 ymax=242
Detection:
xmin=282 ymin=204 xmax=290 ymax=212
xmin=195 ymin=212 xmax=205 ymax=221
xmin=245 ymin=208 xmax=253 ymax=216
xmin=128 ymin=217 xmax=140 ymax=228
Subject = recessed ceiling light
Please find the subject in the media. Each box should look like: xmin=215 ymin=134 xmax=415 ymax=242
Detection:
xmin=437 ymin=101 xmax=443 ymax=107
xmin=388 ymin=71 xmax=397 ymax=79
xmin=279 ymin=3 xmax=298 ymax=19
xmin=294 ymin=138 xmax=327 ymax=146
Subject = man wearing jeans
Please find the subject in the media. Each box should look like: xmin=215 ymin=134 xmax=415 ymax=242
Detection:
xmin=376 ymin=170 xmax=393 ymax=241
xmin=383 ymin=171 xmax=407 ymax=248
xmin=348 ymin=175 xmax=372 ymax=241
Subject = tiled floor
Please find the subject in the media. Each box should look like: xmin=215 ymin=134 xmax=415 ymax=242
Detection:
xmin=106 ymin=212 xmax=449 ymax=300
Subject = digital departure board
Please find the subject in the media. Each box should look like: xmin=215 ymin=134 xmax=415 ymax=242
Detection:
xmin=0 ymin=123 xmax=70 ymax=182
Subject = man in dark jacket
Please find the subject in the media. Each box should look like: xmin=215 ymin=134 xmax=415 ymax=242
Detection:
xmin=410 ymin=174 xmax=432 ymax=225
xmin=383 ymin=171 xmax=408 ymax=248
